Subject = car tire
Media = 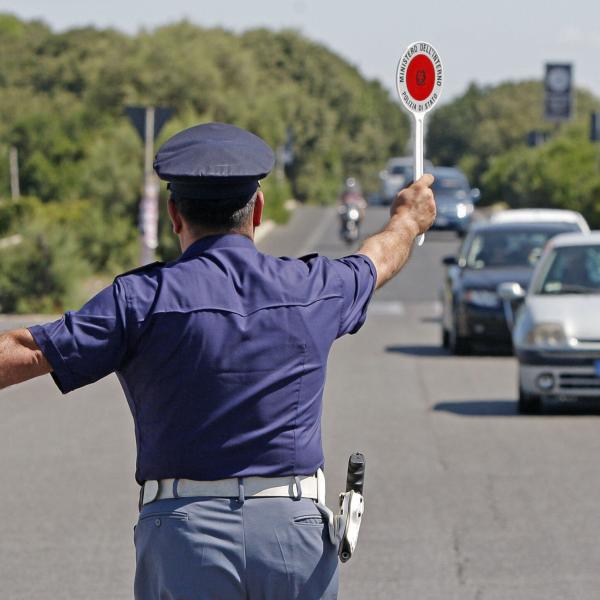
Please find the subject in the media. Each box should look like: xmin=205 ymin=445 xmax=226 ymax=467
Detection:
xmin=518 ymin=387 xmax=542 ymax=415
xmin=442 ymin=328 xmax=450 ymax=349
xmin=449 ymin=324 xmax=471 ymax=355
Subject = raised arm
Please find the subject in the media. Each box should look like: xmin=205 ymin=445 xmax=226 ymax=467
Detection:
xmin=0 ymin=328 xmax=52 ymax=390
xmin=358 ymin=174 xmax=436 ymax=289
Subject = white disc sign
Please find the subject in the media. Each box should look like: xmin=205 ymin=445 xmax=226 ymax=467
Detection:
xmin=396 ymin=41 xmax=443 ymax=245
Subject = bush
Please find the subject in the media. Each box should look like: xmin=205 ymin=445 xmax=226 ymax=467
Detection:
xmin=0 ymin=213 xmax=92 ymax=313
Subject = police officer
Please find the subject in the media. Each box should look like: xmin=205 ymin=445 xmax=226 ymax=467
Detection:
xmin=0 ymin=122 xmax=435 ymax=599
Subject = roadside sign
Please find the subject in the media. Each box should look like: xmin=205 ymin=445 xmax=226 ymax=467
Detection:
xmin=125 ymin=105 xmax=175 ymax=264
xmin=396 ymin=41 xmax=443 ymax=246
xmin=125 ymin=106 xmax=175 ymax=141
xmin=591 ymin=113 xmax=600 ymax=142
xmin=527 ymin=130 xmax=548 ymax=147
xmin=544 ymin=64 xmax=572 ymax=122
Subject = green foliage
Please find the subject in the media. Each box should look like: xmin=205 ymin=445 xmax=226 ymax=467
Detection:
xmin=428 ymin=81 xmax=600 ymax=189
xmin=482 ymin=126 xmax=600 ymax=226
xmin=0 ymin=15 xmax=409 ymax=312
xmin=427 ymin=80 xmax=600 ymax=228
xmin=0 ymin=202 xmax=92 ymax=313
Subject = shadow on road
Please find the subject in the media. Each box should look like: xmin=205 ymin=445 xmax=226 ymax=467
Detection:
xmin=434 ymin=399 xmax=600 ymax=417
xmin=434 ymin=400 xmax=517 ymax=416
xmin=385 ymin=344 xmax=515 ymax=358
xmin=420 ymin=316 xmax=442 ymax=324
xmin=385 ymin=345 xmax=448 ymax=357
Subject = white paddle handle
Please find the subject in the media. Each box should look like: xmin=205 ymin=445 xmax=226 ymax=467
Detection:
xmin=414 ymin=114 xmax=425 ymax=246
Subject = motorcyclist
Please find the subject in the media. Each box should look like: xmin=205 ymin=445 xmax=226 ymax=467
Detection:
xmin=338 ymin=177 xmax=367 ymax=220
xmin=337 ymin=178 xmax=366 ymax=244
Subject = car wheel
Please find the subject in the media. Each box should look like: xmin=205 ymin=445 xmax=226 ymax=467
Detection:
xmin=449 ymin=323 xmax=471 ymax=355
xmin=442 ymin=327 xmax=450 ymax=349
xmin=518 ymin=387 xmax=542 ymax=414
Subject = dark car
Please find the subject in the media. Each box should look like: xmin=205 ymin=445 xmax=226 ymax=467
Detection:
xmin=430 ymin=167 xmax=480 ymax=235
xmin=441 ymin=221 xmax=582 ymax=354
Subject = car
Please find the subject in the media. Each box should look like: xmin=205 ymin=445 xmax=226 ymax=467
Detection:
xmin=502 ymin=231 xmax=600 ymax=413
xmin=441 ymin=220 xmax=583 ymax=355
xmin=490 ymin=208 xmax=590 ymax=233
xmin=378 ymin=156 xmax=433 ymax=205
xmin=429 ymin=167 xmax=480 ymax=236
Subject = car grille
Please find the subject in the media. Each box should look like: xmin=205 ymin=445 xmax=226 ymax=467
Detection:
xmin=558 ymin=371 xmax=600 ymax=391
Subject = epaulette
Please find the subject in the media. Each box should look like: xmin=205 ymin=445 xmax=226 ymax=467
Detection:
xmin=298 ymin=252 xmax=319 ymax=262
xmin=114 ymin=261 xmax=165 ymax=281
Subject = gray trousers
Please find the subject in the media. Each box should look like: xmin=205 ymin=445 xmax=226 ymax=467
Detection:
xmin=134 ymin=496 xmax=339 ymax=600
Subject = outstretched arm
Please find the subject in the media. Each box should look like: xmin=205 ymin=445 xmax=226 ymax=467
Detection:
xmin=358 ymin=174 xmax=436 ymax=289
xmin=0 ymin=328 xmax=51 ymax=390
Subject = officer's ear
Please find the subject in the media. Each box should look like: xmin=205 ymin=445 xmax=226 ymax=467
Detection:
xmin=253 ymin=191 xmax=264 ymax=228
xmin=167 ymin=197 xmax=183 ymax=235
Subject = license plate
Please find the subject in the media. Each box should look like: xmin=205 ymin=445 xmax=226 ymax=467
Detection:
xmin=594 ymin=360 xmax=600 ymax=377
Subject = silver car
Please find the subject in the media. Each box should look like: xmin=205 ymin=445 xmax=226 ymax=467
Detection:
xmin=501 ymin=231 xmax=600 ymax=413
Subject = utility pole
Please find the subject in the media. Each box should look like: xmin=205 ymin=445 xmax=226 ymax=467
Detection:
xmin=125 ymin=105 xmax=174 ymax=265
xmin=139 ymin=107 xmax=159 ymax=265
xmin=9 ymin=146 xmax=20 ymax=200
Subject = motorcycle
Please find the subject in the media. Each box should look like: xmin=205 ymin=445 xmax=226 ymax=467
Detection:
xmin=339 ymin=202 xmax=362 ymax=245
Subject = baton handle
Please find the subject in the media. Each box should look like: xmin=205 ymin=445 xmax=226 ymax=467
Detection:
xmin=346 ymin=452 xmax=366 ymax=495
xmin=414 ymin=114 xmax=425 ymax=247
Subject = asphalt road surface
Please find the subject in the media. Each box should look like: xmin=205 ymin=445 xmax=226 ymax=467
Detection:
xmin=2 ymin=206 xmax=600 ymax=599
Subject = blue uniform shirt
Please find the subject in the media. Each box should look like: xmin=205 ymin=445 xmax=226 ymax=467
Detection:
xmin=29 ymin=234 xmax=376 ymax=483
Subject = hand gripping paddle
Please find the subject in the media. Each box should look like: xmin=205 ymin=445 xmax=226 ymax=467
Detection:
xmin=396 ymin=41 xmax=444 ymax=246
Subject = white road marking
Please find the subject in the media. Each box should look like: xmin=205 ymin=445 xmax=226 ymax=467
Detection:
xmin=368 ymin=301 xmax=405 ymax=316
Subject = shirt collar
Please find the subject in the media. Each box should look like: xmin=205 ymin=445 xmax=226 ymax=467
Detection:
xmin=179 ymin=234 xmax=257 ymax=261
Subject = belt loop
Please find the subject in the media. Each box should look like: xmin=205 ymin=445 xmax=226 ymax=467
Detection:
xmin=172 ymin=479 xmax=180 ymax=499
xmin=138 ymin=484 xmax=144 ymax=512
xmin=316 ymin=469 xmax=326 ymax=505
xmin=238 ymin=477 xmax=245 ymax=504
xmin=292 ymin=476 xmax=302 ymax=501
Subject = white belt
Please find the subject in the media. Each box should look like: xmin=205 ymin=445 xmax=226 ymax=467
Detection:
xmin=141 ymin=469 xmax=326 ymax=506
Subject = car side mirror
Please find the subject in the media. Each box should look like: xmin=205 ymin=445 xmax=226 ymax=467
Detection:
xmin=497 ymin=282 xmax=525 ymax=301
xmin=470 ymin=188 xmax=481 ymax=203
xmin=442 ymin=255 xmax=458 ymax=266
xmin=497 ymin=282 xmax=526 ymax=331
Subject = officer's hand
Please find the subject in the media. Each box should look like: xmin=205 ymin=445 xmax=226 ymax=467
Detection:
xmin=390 ymin=174 xmax=436 ymax=236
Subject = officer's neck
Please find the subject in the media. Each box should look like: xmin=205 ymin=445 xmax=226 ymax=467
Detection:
xmin=179 ymin=225 xmax=254 ymax=253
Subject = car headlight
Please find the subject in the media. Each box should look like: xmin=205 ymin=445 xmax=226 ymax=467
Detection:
xmin=455 ymin=203 xmax=474 ymax=219
xmin=464 ymin=289 xmax=499 ymax=308
xmin=526 ymin=323 xmax=571 ymax=347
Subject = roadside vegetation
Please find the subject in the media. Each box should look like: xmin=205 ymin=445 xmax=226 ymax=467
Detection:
xmin=2 ymin=14 xmax=599 ymax=313
xmin=427 ymin=81 xmax=600 ymax=224
xmin=0 ymin=14 xmax=408 ymax=312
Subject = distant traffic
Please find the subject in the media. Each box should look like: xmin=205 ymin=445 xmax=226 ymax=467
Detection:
xmin=367 ymin=156 xmax=599 ymax=413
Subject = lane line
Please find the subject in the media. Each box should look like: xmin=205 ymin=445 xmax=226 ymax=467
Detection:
xmin=368 ymin=301 xmax=406 ymax=316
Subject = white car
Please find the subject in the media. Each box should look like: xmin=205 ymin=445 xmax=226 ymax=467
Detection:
xmin=490 ymin=209 xmax=590 ymax=234
xmin=500 ymin=231 xmax=600 ymax=413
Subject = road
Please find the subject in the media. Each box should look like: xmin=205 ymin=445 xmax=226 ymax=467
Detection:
xmin=2 ymin=206 xmax=600 ymax=599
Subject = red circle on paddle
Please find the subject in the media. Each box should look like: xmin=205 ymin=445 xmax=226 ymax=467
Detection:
xmin=406 ymin=54 xmax=435 ymax=101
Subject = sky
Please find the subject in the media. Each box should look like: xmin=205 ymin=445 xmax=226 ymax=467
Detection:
xmin=1 ymin=0 xmax=600 ymax=103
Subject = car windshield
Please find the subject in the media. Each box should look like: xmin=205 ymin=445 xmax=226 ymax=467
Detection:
xmin=389 ymin=165 xmax=407 ymax=175
xmin=536 ymin=245 xmax=600 ymax=294
xmin=465 ymin=229 xmax=568 ymax=269
xmin=432 ymin=175 xmax=469 ymax=192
